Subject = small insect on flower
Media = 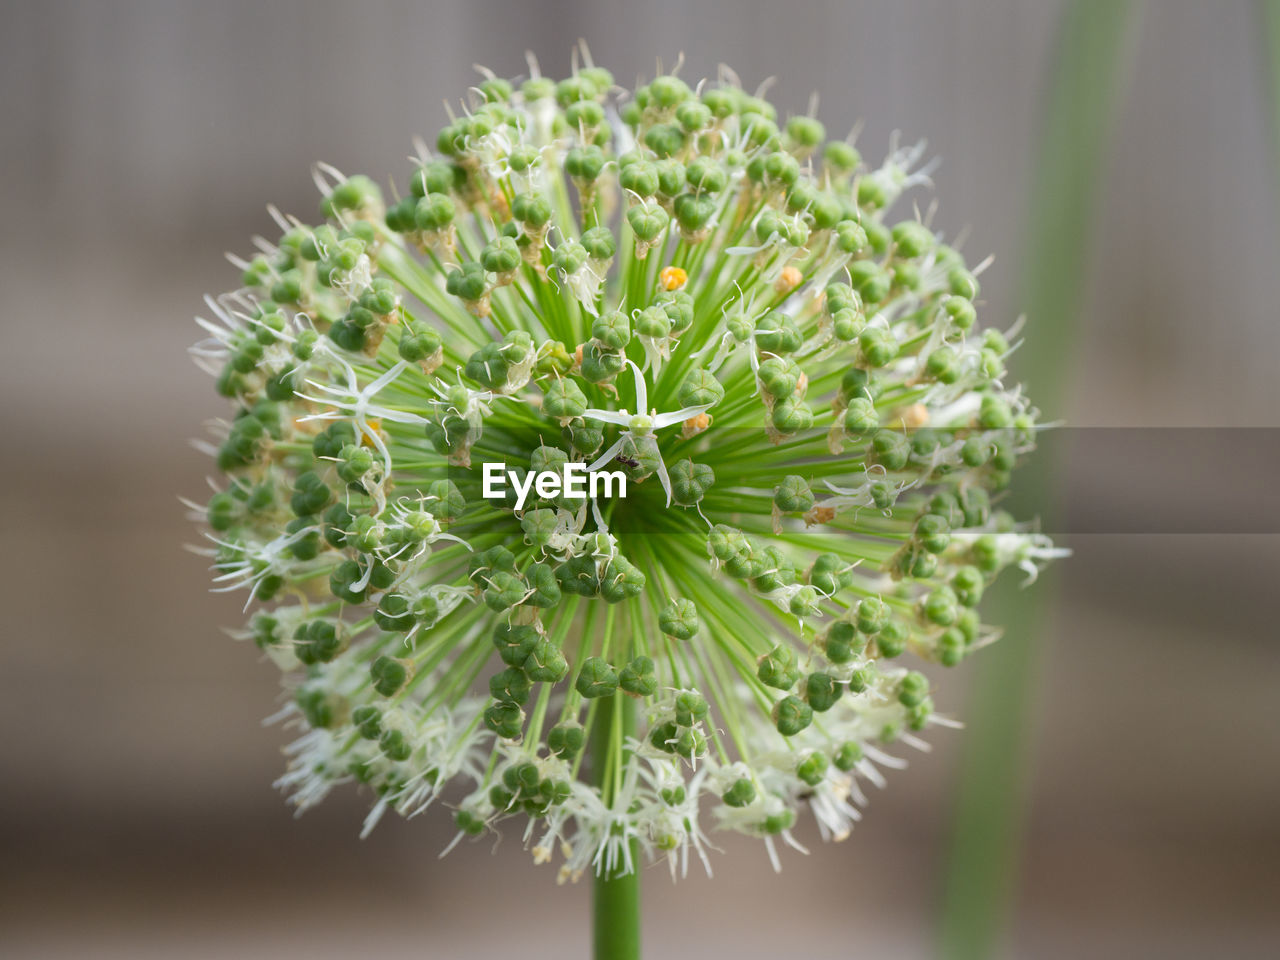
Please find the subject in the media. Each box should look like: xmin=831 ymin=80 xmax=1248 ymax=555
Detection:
xmin=191 ymin=50 xmax=1061 ymax=885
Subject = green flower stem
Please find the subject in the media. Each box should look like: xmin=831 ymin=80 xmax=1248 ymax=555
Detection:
xmin=590 ymin=693 xmax=640 ymax=960
xmin=938 ymin=4 xmax=1136 ymax=958
xmin=1266 ymin=1 xmax=1280 ymax=203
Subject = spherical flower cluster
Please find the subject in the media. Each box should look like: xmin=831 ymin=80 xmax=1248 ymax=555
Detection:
xmin=190 ymin=52 xmax=1063 ymax=881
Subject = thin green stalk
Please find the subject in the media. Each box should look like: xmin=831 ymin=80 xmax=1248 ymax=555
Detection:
xmin=938 ymin=4 xmax=1137 ymax=958
xmin=1264 ymin=1 xmax=1280 ymax=207
xmin=590 ymin=694 xmax=640 ymax=960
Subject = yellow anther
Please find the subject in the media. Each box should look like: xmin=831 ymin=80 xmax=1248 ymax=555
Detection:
xmin=893 ymin=404 xmax=929 ymax=429
xmin=659 ymin=265 xmax=688 ymax=291
xmin=360 ymin=419 xmax=383 ymax=447
xmin=682 ymin=412 xmax=711 ymax=438
xmin=775 ymin=265 xmax=803 ymax=294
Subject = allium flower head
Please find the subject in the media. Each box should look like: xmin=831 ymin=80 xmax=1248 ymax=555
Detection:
xmin=190 ymin=50 xmax=1063 ymax=881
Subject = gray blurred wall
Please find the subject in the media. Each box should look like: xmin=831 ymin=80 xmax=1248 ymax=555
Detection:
xmin=1 ymin=2 xmax=1277 ymax=958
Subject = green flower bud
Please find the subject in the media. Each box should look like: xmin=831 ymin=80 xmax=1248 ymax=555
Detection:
xmin=796 ymin=751 xmax=829 ymax=786
xmin=644 ymin=123 xmax=686 ymax=158
xmin=351 ymin=705 xmax=382 ymax=740
xmin=649 ymin=75 xmax=691 ymax=108
xmin=773 ymin=475 xmax=814 ymax=514
xmin=489 ymin=666 xmax=532 ymax=705
xmin=556 ymin=554 xmax=600 ymax=595
xmin=619 ymin=656 xmax=658 ymax=697
xmin=620 ymin=159 xmax=659 ymax=197
xmin=512 ymin=192 xmax=552 ymax=227
xmin=960 ymin=435 xmax=991 ymax=468
xmin=600 ymin=555 xmax=646 ymax=603
xmin=952 ymin=566 xmax=985 ymax=607
xmin=669 ymin=460 xmax=715 ymax=506
xmin=722 ymin=777 xmax=757 ymax=807
xmin=579 ymin=340 xmax=625 ymax=384
xmin=824 ymin=621 xmax=865 ymax=664
xmin=678 ymin=368 xmax=724 ymax=407
xmin=336 ymin=444 xmax=375 ymax=485
xmin=830 ymin=218 xmax=867 ymax=255
xmin=805 ymin=672 xmax=842 ymax=712
xmin=324 ymin=175 xmax=381 ymax=216
xmin=659 ymin=598 xmax=699 ymax=640
xmin=789 ymin=585 xmax=821 ymax=618
xmin=630 ymin=308 xmax=666 ymax=342
xmin=373 ymin=593 xmax=414 ymax=633
xmin=565 ymin=145 xmax=606 ymax=182
xmin=847 ymin=665 xmax=875 ymax=693
xmin=379 ymin=727 xmax=412 ymax=762
xmin=483 ymin=701 xmax=524 ymax=740
xmin=522 ymin=563 xmax=561 ymax=608
xmin=924 ymin=345 xmax=961 ymax=384
xmin=296 ymin=687 xmax=341 ymax=729
xmin=547 ymin=721 xmax=585 ymax=757
xmin=809 ymin=553 xmax=852 ymax=595
xmin=627 ymin=203 xmax=669 ymax=242
xmin=685 ymin=157 xmax=728 ymax=194
xmin=870 ymin=430 xmax=910 ymax=471
xmin=755 ymin=357 xmax=798 ymax=399
xmin=785 ymin=115 xmax=825 ymax=153
xmin=856 ymin=596 xmax=889 ymax=635
xmin=674 ymin=192 xmax=716 ymax=233
xmin=824 ymin=141 xmax=861 ymax=174
xmin=446 ymin=262 xmax=488 ymax=305
xmin=674 ymin=690 xmax=709 ymax=727
xmin=770 ymin=396 xmax=813 ymax=434
xmin=565 ymin=99 xmax=605 ymax=131
xmin=834 ymin=741 xmax=864 ymax=772
xmin=948 ymin=266 xmax=980 ymax=299
xmin=523 ymin=636 xmax=569 ymax=683
xmin=575 ymin=657 xmax=619 ymax=698
xmin=858 ymin=326 xmax=897 ymax=367
xmin=649 ymin=720 xmax=679 ymax=753
xmin=938 ymin=628 xmax=967 ymax=667
xmin=915 ymin=512 xmax=951 ymax=554
xmin=414 ymin=193 xmax=455 ymax=232
xmin=849 ymin=259 xmax=891 ymax=304
xmin=483 ymin=570 xmax=527 ymax=611
xmin=843 ymin=397 xmax=879 ymax=435
xmin=898 ymin=671 xmax=929 ymax=707
xmin=923 ymin=586 xmax=959 ymax=626
xmin=493 ymin=623 xmax=539 ymax=667
xmin=944 ymin=295 xmax=977 ymax=331
xmin=758 ymin=645 xmax=801 ymax=691
xmin=296 ymin=619 xmax=346 ymax=665
xmin=676 ymin=99 xmax=711 ymax=132
xmin=371 ymin=655 xmax=409 ymax=697
xmin=662 ymin=164 xmax=695 ymax=204
xmin=979 ymin=394 xmax=1014 ymax=429
xmin=891 ymin=220 xmax=934 ymax=258
xmin=674 ymin=727 xmax=706 ymax=760
xmin=290 ymin=470 xmax=333 ymax=517
xmin=579 ymin=226 xmax=616 ymax=263
xmin=773 ymin=695 xmax=814 ymax=736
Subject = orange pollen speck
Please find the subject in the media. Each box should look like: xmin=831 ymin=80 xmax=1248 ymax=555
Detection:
xmin=895 ymin=404 xmax=929 ymax=429
xmin=683 ymin=412 xmax=711 ymax=434
xmin=360 ymin=419 xmax=383 ymax=447
xmin=775 ymin=265 xmax=803 ymax=294
xmin=659 ymin=266 xmax=688 ymax=291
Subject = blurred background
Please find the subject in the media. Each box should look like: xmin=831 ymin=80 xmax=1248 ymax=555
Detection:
xmin=1 ymin=0 xmax=1277 ymax=957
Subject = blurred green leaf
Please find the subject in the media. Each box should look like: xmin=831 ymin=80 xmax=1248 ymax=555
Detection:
xmin=939 ymin=3 xmax=1138 ymax=958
